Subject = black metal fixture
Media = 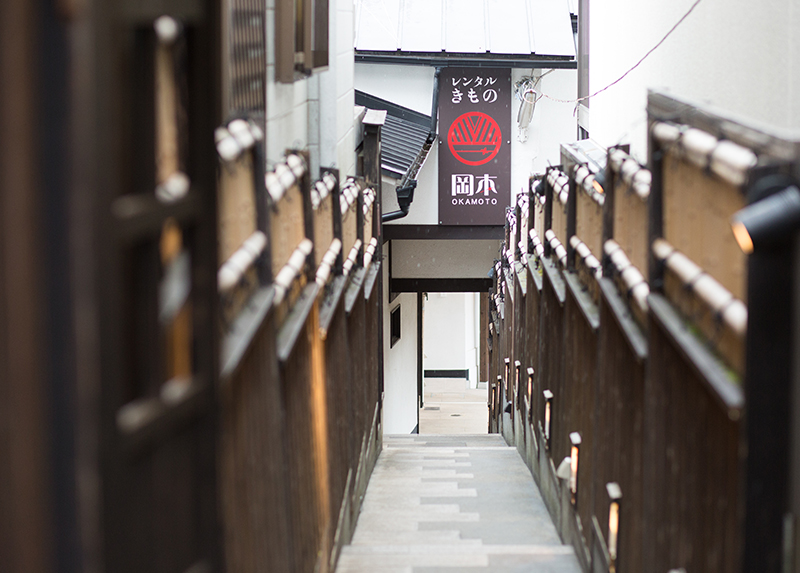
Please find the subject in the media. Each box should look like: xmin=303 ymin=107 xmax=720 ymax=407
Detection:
xmin=733 ymin=178 xmax=800 ymax=572
xmin=731 ymin=185 xmax=800 ymax=254
xmin=382 ymin=180 xmax=417 ymax=222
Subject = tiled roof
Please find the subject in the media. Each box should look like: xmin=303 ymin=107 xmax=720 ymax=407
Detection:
xmin=356 ymin=91 xmax=432 ymax=180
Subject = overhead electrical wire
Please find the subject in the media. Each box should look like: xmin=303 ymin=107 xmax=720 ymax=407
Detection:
xmin=534 ymin=0 xmax=704 ymax=107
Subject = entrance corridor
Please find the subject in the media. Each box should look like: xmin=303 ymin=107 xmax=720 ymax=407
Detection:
xmin=335 ymin=435 xmax=580 ymax=572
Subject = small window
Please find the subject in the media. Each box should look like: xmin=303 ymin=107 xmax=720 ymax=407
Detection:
xmin=275 ymin=0 xmax=329 ymax=83
xmin=390 ymin=305 xmax=401 ymax=347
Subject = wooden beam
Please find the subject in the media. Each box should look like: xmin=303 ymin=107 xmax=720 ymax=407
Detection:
xmin=383 ymin=225 xmax=504 ymax=241
xmin=391 ymin=278 xmax=492 ymax=292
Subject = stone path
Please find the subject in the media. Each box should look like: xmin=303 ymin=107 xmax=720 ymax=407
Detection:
xmin=419 ymin=378 xmax=487 ymax=434
xmin=335 ymin=434 xmax=581 ymax=573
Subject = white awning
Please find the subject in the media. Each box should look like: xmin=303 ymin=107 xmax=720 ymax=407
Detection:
xmin=354 ymin=0 xmax=575 ymax=59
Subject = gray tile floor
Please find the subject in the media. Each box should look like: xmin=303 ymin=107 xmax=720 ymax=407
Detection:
xmin=335 ymin=435 xmax=580 ymax=573
xmin=419 ymin=378 xmax=488 ymax=434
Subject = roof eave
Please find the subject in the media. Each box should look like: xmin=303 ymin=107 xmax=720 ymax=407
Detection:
xmin=355 ymin=52 xmax=577 ymax=69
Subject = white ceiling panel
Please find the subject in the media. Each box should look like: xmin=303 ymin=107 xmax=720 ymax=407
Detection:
xmin=401 ymin=0 xmax=443 ymax=52
xmin=528 ymin=0 xmax=575 ymax=57
xmin=487 ymin=0 xmax=532 ymax=54
xmin=356 ymin=0 xmax=402 ymax=51
xmin=444 ymin=0 xmax=486 ymax=53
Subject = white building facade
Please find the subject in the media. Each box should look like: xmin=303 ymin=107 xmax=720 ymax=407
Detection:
xmin=354 ymin=0 xmax=579 ymax=433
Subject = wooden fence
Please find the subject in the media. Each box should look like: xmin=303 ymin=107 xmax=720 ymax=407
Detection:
xmin=0 ymin=0 xmax=384 ymax=568
xmin=487 ymin=92 xmax=800 ymax=573
xmin=218 ymin=112 xmax=385 ymax=572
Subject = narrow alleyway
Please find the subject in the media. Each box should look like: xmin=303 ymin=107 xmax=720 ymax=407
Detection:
xmin=335 ymin=435 xmax=580 ymax=572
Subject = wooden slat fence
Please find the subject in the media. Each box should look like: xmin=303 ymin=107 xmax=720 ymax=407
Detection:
xmin=486 ymin=91 xmax=800 ymax=573
xmin=218 ymin=112 xmax=384 ymax=573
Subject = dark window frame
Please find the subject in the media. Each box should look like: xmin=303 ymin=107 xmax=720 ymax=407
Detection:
xmin=390 ymin=305 xmax=401 ymax=347
xmin=275 ymin=0 xmax=329 ymax=83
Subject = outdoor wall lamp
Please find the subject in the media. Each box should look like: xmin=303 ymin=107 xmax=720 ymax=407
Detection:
xmin=734 ymin=180 xmax=800 ymax=565
xmin=592 ymin=168 xmax=606 ymax=195
xmin=731 ymin=185 xmax=800 ymax=253
xmin=543 ymin=390 xmax=553 ymax=449
xmin=504 ymin=358 xmax=510 ymax=393
xmin=607 ymin=482 xmax=622 ymax=572
xmin=527 ymin=367 xmax=534 ymax=403
xmin=570 ymin=432 xmax=582 ymax=506
xmin=514 ymin=360 xmax=521 ymax=398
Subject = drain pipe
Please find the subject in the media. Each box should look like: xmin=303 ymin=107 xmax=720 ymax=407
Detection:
xmin=382 ymin=180 xmax=417 ymax=222
xmin=381 ymin=67 xmax=441 ymax=223
xmin=428 ymin=66 xmax=441 ymax=139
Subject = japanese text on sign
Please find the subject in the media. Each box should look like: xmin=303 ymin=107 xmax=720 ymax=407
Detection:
xmin=438 ymin=67 xmax=509 ymax=225
xmin=451 ymin=76 xmax=499 ymax=104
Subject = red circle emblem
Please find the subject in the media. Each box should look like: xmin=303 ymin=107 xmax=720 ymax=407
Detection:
xmin=447 ymin=111 xmax=502 ymax=166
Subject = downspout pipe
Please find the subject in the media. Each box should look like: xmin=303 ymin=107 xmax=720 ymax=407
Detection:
xmin=428 ymin=66 xmax=441 ymax=141
xmin=381 ymin=67 xmax=441 ymax=223
xmin=382 ymin=180 xmax=417 ymax=222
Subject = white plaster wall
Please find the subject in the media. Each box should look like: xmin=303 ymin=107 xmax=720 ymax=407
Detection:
xmin=423 ymin=293 xmax=467 ymax=370
xmin=382 ymin=242 xmax=420 ymax=434
xmin=421 ymin=293 xmax=481 ymax=388
xmin=355 ymin=64 xmax=436 ymax=115
xmin=391 ymin=239 xmax=501 ymax=279
xmin=463 ymin=292 xmax=480 ymax=387
xmin=588 ymin=0 xmax=800 ymax=163
xmin=265 ymin=0 xmax=356 ymax=177
xmin=320 ymin=0 xmax=357 ymax=177
xmin=381 ymin=145 xmax=439 ymax=226
xmin=510 ymin=68 xmax=578 ymax=200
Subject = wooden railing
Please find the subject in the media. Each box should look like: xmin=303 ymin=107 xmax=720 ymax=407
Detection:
xmin=488 ymin=92 xmax=800 ymax=573
xmin=218 ymin=111 xmax=386 ymax=572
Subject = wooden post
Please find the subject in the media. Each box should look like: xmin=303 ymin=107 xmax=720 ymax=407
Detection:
xmin=527 ymin=182 xmax=537 ymax=255
xmin=297 ymin=150 xmax=315 ymax=282
xmin=417 ymin=292 xmax=424 ymax=411
xmin=0 ymin=0 xmax=55 ymax=568
xmin=362 ymin=110 xmax=385 ymax=242
xmin=566 ymin=169 xmax=577 ymax=271
xmin=362 ymin=109 xmax=386 ymax=405
xmin=324 ymin=167 xmax=343 ymax=273
xmin=601 ymin=148 xmax=617 ymax=277
xmin=647 ymin=124 xmax=665 ymax=291
xmin=255 ymin=139 xmax=273 ymax=284
xmin=544 ymin=167 xmax=555 ymax=257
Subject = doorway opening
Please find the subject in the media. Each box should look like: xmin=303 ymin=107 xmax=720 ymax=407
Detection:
xmin=418 ymin=292 xmax=489 ymax=434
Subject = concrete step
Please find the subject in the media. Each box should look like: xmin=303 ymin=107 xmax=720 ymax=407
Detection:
xmin=335 ymin=434 xmax=580 ymax=573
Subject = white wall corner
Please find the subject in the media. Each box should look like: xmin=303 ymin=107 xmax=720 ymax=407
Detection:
xmin=578 ymin=103 xmax=589 ymax=132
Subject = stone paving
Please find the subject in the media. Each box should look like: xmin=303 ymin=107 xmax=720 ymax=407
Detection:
xmin=335 ymin=434 xmax=581 ymax=573
xmin=419 ymin=378 xmax=488 ymax=434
